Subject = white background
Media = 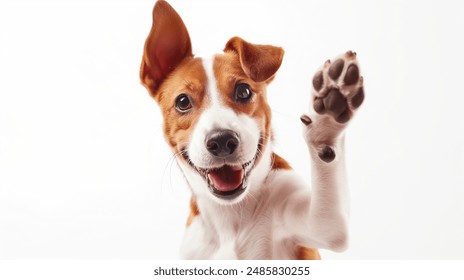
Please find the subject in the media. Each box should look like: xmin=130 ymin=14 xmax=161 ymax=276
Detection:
xmin=0 ymin=0 xmax=463 ymax=260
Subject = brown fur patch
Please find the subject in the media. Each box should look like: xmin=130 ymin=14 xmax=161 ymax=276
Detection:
xmin=271 ymin=153 xmax=292 ymax=170
xmin=224 ymin=37 xmax=284 ymax=83
xmin=155 ymin=58 xmax=209 ymax=154
xmin=213 ymin=52 xmax=273 ymax=163
xmin=296 ymin=245 xmax=321 ymax=260
xmin=186 ymin=196 xmax=200 ymax=227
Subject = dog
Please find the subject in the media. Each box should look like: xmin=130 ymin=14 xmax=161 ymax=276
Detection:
xmin=140 ymin=0 xmax=364 ymax=259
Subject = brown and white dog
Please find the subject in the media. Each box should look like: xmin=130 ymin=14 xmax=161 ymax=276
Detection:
xmin=140 ymin=0 xmax=364 ymax=259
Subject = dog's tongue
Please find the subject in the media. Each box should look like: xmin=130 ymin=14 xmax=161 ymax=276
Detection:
xmin=208 ymin=165 xmax=243 ymax=192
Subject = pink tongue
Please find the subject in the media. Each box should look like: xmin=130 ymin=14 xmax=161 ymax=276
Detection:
xmin=208 ymin=166 xmax=243 ymax=192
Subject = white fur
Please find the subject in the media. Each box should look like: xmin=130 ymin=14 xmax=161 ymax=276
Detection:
xmin=180 ymin=141 xmax=348 ymax=259
xmin=176 ymin=53 xmax=360 ymax=259
xmin=184 ymin=57 xmax=262 ymax=205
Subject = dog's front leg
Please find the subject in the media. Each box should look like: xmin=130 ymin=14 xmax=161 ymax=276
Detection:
xmin=300 ymin=51 xmax=364 ymax=251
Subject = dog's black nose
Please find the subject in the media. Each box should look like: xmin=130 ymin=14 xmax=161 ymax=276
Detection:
xmin=205 ymin=130 xmax=239 ymax=157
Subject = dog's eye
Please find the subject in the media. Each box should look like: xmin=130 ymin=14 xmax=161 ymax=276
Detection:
xmin=175 ymin=94 xmax=193 ymax=113
xmin=234 ymin=83 xmax=253 ymax=103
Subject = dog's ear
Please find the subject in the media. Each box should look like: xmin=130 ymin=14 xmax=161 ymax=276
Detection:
xmin=224 ymin=37 xmax=284 ymax=83
xmin=140 ymin=0 xmax=193 ymax=96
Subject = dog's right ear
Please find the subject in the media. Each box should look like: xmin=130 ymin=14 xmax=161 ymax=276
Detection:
xmin=224 ymin=37 xmax=284 ymax=83
xmin=140 ymin=0 xmax=193 ymax=97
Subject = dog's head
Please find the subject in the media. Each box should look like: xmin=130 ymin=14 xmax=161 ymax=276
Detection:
xmin=140 ymin=0 xmax=284 ymax=204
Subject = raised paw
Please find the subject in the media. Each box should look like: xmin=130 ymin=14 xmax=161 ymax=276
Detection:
xmin=311 ymin=51 xmax=364 ymax=123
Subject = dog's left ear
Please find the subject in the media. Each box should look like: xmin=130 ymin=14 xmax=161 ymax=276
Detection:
xmin=224 ymin=37 xmax=284 ymax=83
xmin=140 ymin=0 xmax=193 ymax=97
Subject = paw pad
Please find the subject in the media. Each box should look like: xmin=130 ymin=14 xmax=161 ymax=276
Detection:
xmin=328 ymin=59 xmax=344 ymax=80
xmin=312 ymin=51 xmax=364 ymax=123
xmin=318 ymin=146 xmax=336 ymax=163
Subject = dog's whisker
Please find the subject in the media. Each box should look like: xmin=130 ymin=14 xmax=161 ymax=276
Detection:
xmin=160 ymin=151 xmax=181 ymax=191
xmin=160 ymin=142 xmax=192 ymax=193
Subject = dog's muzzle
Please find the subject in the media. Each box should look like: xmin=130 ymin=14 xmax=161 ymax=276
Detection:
xmin=181 ymin=130 xmax=260 ymax=201
xmin=203 ymin=129 xmax=246 ymax=199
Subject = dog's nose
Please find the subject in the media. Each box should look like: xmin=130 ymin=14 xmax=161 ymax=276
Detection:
xmin=205 ymin=130 xmax=239 ymax=157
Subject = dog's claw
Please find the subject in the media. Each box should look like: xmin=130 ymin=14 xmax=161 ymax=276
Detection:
xmin=345 ymin=50 xmax=356 ymax=57
xmin=300 ymin=115 xmax=312 ymax=126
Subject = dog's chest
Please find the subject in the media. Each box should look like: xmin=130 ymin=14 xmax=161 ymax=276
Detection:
xmin=179 ymin=191 xmax=298 ymax=259
xmin=181 ymin=207 xmax=274 ymax=259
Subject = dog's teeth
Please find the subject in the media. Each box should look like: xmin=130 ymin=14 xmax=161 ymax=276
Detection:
xmin=232 ymin=165 xmax=242 ymax=171
xmin=245 ymin=161 xmax=254 ymax=172
xmin=242 ymin=178 xmax=248 ymax=189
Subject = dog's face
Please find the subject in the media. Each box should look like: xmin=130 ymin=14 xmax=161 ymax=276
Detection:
xmin=140 ymin=1 xmax=283 ymax=204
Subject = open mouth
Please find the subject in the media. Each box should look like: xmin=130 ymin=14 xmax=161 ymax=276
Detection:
xmin=180 ymin=137 xmax=263 ymax=200
xmin=181 ymin=150 xmax=256 ymax=200
xmin=202 ymin=161 xmax=254 ymax=200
